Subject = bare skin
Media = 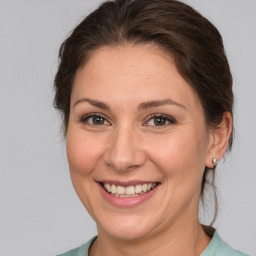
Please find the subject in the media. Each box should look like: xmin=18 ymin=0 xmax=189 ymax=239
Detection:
xmin=89 ymin=215 xmax=211 ymax=256
xmin=67 ymin=44 xmax=232 ymax=256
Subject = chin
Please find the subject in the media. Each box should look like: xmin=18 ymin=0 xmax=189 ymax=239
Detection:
xmin=97 ymin=215 xmax=156 ymax=241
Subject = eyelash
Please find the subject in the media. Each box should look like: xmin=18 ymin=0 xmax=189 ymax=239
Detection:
xmin=80 ymin=113 xmax=176 ymax=127
xmin=144 ymin=113 xmax=176 ymax=127
xmin=80 ymin=112 xmax=110 ymax=126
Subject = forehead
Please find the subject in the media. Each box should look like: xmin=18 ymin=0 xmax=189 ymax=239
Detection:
xmin=71 ymin=44 xmax=201 ymax=111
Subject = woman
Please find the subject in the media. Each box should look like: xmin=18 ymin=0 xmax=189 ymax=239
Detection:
xmin=54 ymin=0 xmax=248 ymax=255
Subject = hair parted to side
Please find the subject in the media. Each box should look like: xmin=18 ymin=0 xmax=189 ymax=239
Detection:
xmin=54 ymin=0 xmax=233 ymax=228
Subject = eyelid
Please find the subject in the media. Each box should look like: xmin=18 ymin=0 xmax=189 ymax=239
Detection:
xmin=143 ymin=113 xmax=177 ymax=126
xmin=80 ymin=112 xmax=111 ymax=125
xmin=79 ymin=112 xmax=176 ymax=127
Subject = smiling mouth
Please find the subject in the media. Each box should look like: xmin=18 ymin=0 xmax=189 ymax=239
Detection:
xmin=100 ymin=182 xmax=160 ymax=198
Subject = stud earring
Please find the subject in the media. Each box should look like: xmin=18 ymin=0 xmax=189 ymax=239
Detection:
xmin=212 ymin=157 xmax=218 ymax=167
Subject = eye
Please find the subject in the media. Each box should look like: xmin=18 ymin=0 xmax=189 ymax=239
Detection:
xmin=145 ymin=114 xmax=176 ymax=127
xmin=81 ymin=113 xmax=110 ymax=126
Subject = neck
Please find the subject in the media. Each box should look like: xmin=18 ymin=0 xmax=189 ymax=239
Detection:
xmin=90 ymin=216 xmax=211 ymax=256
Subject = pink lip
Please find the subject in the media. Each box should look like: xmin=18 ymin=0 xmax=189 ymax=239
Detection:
xmin=97 ymin=182 xmax=160 ymax=208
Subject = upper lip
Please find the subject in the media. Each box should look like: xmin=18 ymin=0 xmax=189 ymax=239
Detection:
xmin=98 ymin=180 xmax=160 ymax=187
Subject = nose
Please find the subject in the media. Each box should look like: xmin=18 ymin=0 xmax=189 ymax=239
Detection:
xmin=103 ymin=125 xmax=146 ymax=172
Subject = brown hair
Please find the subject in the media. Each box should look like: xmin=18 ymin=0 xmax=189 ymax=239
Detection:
xmin=54 ymin=0 xmax=233 ymax=226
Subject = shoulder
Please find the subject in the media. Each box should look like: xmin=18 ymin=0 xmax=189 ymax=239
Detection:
xmin=201 ymin=232 xmax=249 ymax=256
xmin=57 ymin=236 xmax=97 ymax=256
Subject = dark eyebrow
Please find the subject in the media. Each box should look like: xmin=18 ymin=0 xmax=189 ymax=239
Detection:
xmin=73 ymin=98 xmax=110 ymax=110
xmin=138 ymin=99 xmax=186 ymax=111
xmin=73 ymin=98 xmax=186 ymax=111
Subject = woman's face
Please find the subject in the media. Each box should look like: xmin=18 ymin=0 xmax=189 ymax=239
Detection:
xmin=67 ymin=44 xmax=213 ymax=240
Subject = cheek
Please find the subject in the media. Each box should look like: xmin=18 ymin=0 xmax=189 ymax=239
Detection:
xmin=66 ymin=129 xmax=103 ymax=177
xmin=147 ymin=128 xmax=208 ymax=181
xmin=66 ymin=129 xmax=105 ymax=217
xmin=147 ymin=130 xmax=209 ymax=215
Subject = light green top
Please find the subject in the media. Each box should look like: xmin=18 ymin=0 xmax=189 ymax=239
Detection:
xmin=57 ymin=232 xmax=248 ymax=256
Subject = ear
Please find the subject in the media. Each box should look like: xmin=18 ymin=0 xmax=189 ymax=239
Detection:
xmin=205 ymin=112 xmax=233 ymax=168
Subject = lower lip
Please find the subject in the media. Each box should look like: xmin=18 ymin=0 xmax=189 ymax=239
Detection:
xmin=98 ymin=183 xmax=159 ymax=207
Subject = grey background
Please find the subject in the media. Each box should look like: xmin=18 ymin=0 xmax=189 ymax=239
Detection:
xmin=0 ymin=0 xmax=255 ymax=255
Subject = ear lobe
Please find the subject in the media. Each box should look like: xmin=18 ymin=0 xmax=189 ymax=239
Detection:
xmin=205 ymin=112 xmax=233 ymax=168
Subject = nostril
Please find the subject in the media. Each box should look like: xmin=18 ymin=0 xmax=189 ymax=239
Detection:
xmin=103 ymin=132 xmax=146 ymax=171
xmin=103 ymin=150 xmax=147 ymax=172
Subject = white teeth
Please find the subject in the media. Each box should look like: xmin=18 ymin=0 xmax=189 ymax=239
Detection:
xmin=135 ymin=184 xmax=142 ymax=193
xmin=111 ymin=184 xmax=117 ymax=193
xmin=104 ymin=183 xmax=111 ymax=192
xmin=126 ymin=186 xmax=135 ymax=195
xmin=116 ymin=186 xmax=125 ymax=194
xmin=103 ymin=182 xmax=157 ymax=197
xmin=142 ymin=184 xmax=148 ymax=192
